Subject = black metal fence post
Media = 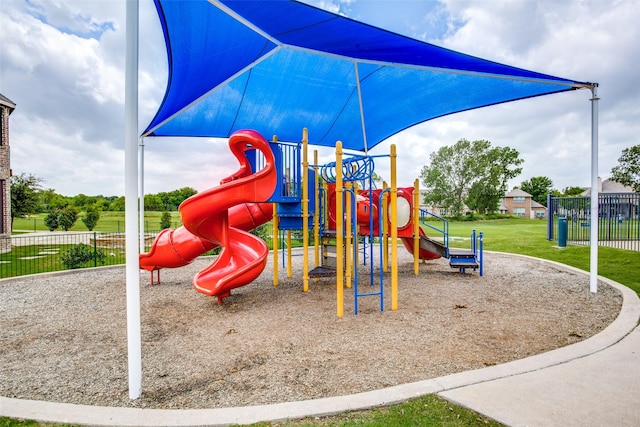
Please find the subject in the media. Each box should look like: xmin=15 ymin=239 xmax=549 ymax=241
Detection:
xmin=93 ymin=232 xmax=98 ymax=267
xmin=547 ymin=194 xmax=554 ymax=240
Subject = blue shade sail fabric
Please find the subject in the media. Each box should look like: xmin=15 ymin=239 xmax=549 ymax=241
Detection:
xmin=144 ymin=0 xmax=590 ymax=152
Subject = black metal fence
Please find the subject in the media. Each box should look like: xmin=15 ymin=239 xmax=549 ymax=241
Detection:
xmin=547 ymin=193 xmax=640 ymax=251
xmin=0 ymin=232 xmax=135 ymax=279
xmin=0 ymin=222 xmax=285 ymax=279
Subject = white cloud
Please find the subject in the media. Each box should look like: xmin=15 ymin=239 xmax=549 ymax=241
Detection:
xmin=402 ymin=0 xmax=640 ymax=191
xmin=1 ymin=0 xmax=638 ymax=197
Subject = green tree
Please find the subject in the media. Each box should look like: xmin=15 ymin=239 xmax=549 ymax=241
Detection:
xmin=175 ymin=186 xmax=198 ymax=202
xmin=10 ymin=173 xmax=43 ymax=228
xmin=92 ymin=196 xmax=113 ymax=211
xmin=38 ymin=188 xmax=69 ymax=213
xmin=420 ymin=139 xmax=523 ymax=216
xmin=610 ymin=144 xmax=640 ymax=191
xmin=144 ymin=194 xmax=164 ymax=211
xmin=562 ymin=186 xmax=585 ymax=196
xmin=82 ymin=206 xmax=101 ymax=231
xmin=61 ymin=243 xmax=106 ymax=269
xmin=467 ymin=145 xmax=523 ymax=214
xmin=70 ymin=193 xmax=98 ymax=210
xmin=163 ymin=187 xmax=198 ymax=210
xmin=466 ymin=181 xmax=503 ymax=214
xmin=160 ymin=211 xmax=172 ymax=229
xmin=157 ymin=191 xmax=174 ymax=210
xmin=420 ymin=140 xmax=483 ymax=216
xmin=58 ymin=206 xmax=79 ymax=231
xmin=520 ymin=176 xmax=554 ymax=206
xmin=109 ymin=196 xmax=125 ymax=211
xmin=44 ymin=211 xmax=59 ymax=231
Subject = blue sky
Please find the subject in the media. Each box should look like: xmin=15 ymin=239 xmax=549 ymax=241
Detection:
xmin=1 ymin=0 xmax=639 ymax=196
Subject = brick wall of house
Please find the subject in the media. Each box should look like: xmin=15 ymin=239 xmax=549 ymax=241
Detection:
xmin=504 ymin=195 xmax=531 ymax=217
xmin=0 ymin=105 xmax=11 ymax=253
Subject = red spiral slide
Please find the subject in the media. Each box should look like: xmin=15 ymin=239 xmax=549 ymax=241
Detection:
xmin=139 ymin=130 xmax=277 ymax=303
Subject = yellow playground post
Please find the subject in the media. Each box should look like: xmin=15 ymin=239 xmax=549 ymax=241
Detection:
xmin=335 ymin=141 xmax=344 ymax=318
xmin=390 ymin=144 xmax=398 ymax=310
xmin=382 ymin=180 xmax=389 ymax=273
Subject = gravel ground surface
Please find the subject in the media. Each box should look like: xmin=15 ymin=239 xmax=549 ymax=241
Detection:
xmin=0 ymin=250 xmax=622 ymax=409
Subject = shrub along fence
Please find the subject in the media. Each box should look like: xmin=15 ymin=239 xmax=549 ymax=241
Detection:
xmin=547 ymin=193 xmax=640 ymax=251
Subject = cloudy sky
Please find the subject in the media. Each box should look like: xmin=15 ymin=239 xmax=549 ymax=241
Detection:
xmin=1 ymin=0 xmax=638 ymax=197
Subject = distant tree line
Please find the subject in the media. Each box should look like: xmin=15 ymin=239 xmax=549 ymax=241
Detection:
xmin=140 ymin=187 xmax=198 ymax=211
xmin=11 ymin=143 xmax=639 ymax=228
xmin=36 ymin=187 xmax=197 ymax=213
xmin=9 ymin=172 xmax=197 ymax=231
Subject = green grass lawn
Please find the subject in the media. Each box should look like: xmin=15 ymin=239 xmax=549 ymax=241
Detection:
xmin=3 ymin=217 xmax=638 ymax=427
xmin=0 ymin=243 xmax=126 ymax=278
xmin=446 ymin=218 xmax=640 ymax=295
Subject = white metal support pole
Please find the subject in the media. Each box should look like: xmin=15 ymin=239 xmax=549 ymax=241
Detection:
xmin=125 ymin=0 xmax=142 ymax=399
xmin=353 ymin=62 xmax=369 ymax=153
xmin=139 ymin=138 xmax=145 ymax=254
xmin=589 ymin=85 xmax=600 ymax=293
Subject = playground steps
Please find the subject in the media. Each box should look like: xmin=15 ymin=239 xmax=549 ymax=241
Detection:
xmin=277 ymin=201 xmax=314 ymax=230
xmin=448 ymin=248 xmax=479 ymax=272
xmin=308 ymin=266 xmax=338 ymax=278
xmin=308 ymin=230 xmax=339 ymax=278
xmin=420 ymin=235 xmax=479 ymax=273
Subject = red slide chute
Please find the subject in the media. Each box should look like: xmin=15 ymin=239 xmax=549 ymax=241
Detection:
xmin=139 ymin=130 xmax=277 ymax=303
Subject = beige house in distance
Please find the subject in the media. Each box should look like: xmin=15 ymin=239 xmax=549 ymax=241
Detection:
xmin=581 ymin=177 xmax=634 ymax=196
xmin=500 ymin=188 xmax=547 ymax=219
xmin=0 ymin=93 xmax=16 ymax=253
xmin=420 ymin=188 xmax=547 ymax=218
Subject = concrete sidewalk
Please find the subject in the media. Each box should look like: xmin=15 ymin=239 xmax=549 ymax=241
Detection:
xmin=1 ymin=262 xmax=639 ymax=426
xmin=441 ymin=324 xmax=640 ymax=426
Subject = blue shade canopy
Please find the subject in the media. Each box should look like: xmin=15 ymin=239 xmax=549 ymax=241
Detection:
xmin=144 ymin=0 xmax=591 ymax=152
